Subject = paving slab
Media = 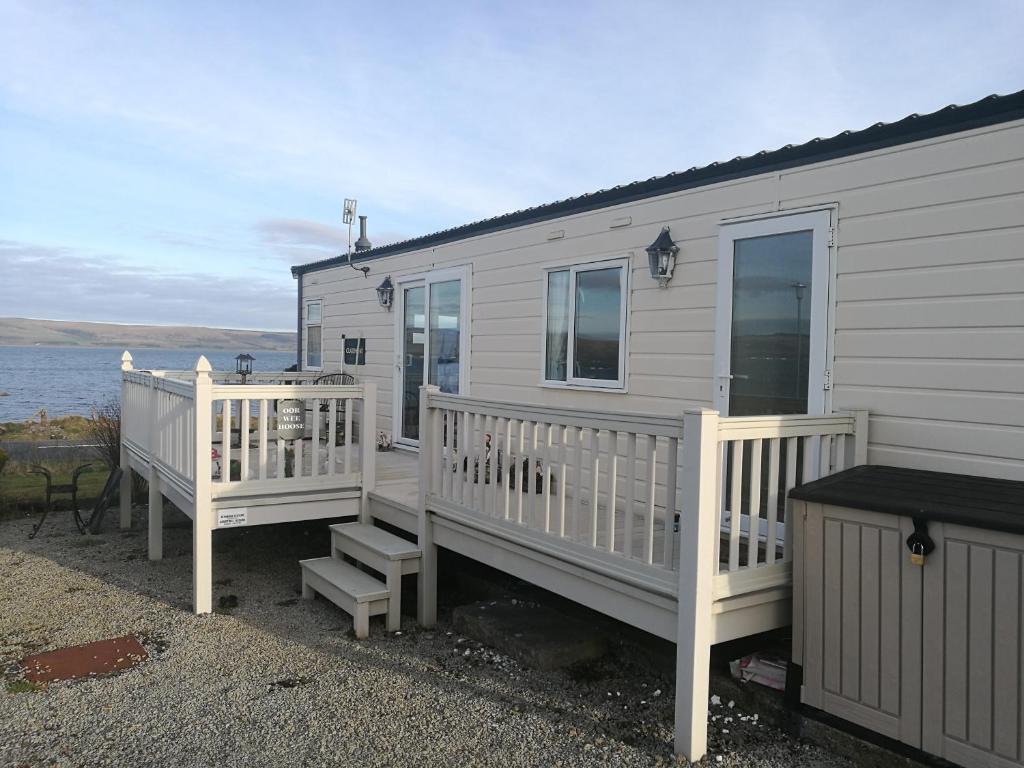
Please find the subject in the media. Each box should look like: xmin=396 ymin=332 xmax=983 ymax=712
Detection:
xmin=452 ymin=599 xmax=608 ymax=671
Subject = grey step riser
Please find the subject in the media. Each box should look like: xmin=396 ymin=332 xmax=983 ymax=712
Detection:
xmin=331 ymin=533 xmax=421 ymax=577
xmin=301 ymin=568 xmax=389 ymax=618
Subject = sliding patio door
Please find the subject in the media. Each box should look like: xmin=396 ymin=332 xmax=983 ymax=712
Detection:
xmin=394 ymin=267 xmax=469 ymax=446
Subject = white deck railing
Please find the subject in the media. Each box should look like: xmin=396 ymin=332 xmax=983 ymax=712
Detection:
xmin=418 ymin=386 xmax=866 ymax=593
xmin=121 ymin=354 xmax=376 ymax=507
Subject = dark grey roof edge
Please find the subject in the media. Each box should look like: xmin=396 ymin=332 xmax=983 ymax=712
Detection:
xmin=292 ymin=88 xmax=1024 ymax=277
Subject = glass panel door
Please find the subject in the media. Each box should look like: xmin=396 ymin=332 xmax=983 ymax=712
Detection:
xmin=729 ymin=230 xmax=813 ymax=415
xmin=400 ymin=286 xmax=425 ymax=441
xmin=396 ymin=270 xmax=466 ymax=446
xmin=714 ymin=210 xmax=830 ymax=417
xmin=428 ymin=279 xmax=461 ymax=394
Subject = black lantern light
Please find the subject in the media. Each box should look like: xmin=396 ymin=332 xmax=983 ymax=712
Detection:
xmin=235 ymin=353 xmax=254 ymax=383
xmin=376 ymin=275 xmax=394 ymax=310
xmin=645 ymin=226 xmax=679 ymax=288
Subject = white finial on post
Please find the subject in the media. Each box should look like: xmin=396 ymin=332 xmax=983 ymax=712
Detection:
xmin=121 ymin=351 xmax=134 ymax=371
xmin=194 ymin=355 xmax=212 ymax=375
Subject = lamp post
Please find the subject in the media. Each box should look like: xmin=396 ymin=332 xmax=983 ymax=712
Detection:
xmin=645 ymin=226 xmax=679 ymax=287
xmin=235 ymin=353 xmax=254 ymax=384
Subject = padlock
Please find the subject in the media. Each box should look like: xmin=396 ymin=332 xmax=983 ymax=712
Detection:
xmin=910 ymin=541 xmax=926 ymax=566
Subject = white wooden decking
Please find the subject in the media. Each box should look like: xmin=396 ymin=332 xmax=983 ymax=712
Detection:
xmin=123 ymin=355 xmax=868 ymax=763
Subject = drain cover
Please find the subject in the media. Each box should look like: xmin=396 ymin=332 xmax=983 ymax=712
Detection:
xmin=20 ymin=635 xmax=149 ymax=683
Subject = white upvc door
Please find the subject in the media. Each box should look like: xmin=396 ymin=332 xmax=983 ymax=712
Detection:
xmin=713 ymin=210 xmax=832 ymax=417
xmin=393 ymin=266 xmax=470 ymax=448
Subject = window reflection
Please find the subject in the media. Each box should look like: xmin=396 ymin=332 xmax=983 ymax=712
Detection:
xmin=729 ymin=230 xmax=813 ymax=416
xmin=429 ymin=280 xmax=461 ymax=394
xmin=573 ymin=267 xmax=621 ymax=381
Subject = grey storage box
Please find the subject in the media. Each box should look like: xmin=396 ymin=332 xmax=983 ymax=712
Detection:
xmin=791 ymin=466 xmax=1024 ymax=768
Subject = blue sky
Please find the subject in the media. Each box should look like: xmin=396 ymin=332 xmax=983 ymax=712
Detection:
xmin=1 ymin=0 xmax=1021 ymax=331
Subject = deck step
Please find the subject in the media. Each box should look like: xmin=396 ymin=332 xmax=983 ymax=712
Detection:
xmin=299 ymin=557 xmax=389 ymax=639
xmin=330 ymin=522 xmax=421 ymax=561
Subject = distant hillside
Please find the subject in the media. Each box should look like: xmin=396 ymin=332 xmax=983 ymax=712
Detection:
xmin=0 ymin=317 xmax=296 ymax=351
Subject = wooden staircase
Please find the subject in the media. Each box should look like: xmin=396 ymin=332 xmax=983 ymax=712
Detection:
xmin=300 ymin=522 xmax=421 ymax=638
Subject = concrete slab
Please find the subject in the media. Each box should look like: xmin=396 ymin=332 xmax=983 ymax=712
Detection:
xmin=452 ymin=599 xmax=608 ymax=671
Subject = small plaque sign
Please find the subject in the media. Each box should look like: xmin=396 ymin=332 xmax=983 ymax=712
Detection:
xmin=276 ymin=399 xmax=306 ymax=440
xmin=217 ymin=508 xmax=248 ymax=528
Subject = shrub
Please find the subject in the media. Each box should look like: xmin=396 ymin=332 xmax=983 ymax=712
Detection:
xmin=0 ymin=447 xmax=7 ymax=477
xmin=88 ymin=399 xmax=146 ymax=497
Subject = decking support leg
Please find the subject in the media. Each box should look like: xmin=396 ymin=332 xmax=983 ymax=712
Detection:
xmin=674 ymin=409 xmax=719 ymax=762
xmin=386 ymin=560 xmax=402 ymax=632
xmin=193 ymin=516 xmax=213 ymax=615
xmin=148 ymin=470 xmax=163 ymax=561
xmin=417 ymin=384 xmax=440 ymax=628
xmin=354 ymin=603 xmax=370 ymax=639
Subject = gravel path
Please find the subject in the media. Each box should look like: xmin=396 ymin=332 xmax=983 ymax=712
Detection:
xmin=0 ymin=509 xmax=852 ymax=767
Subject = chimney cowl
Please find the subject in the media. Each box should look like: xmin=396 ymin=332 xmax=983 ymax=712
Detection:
xmin=354 ymin=215 xmax=372 ymax=251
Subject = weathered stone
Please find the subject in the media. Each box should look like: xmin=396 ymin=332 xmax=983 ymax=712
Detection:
xmin=451 ymin=599 xmax=608 ymax=670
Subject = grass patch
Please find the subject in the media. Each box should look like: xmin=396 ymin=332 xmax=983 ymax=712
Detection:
xmin=6 ymin=679 xmax=41 ymax=694
xmin=0 ymin=414 xmax=95 ymax=442
xmin=0 ymin=460 xmax=111 ymax=520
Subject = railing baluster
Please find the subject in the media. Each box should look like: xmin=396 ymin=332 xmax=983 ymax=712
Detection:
xmin=501 ymin=417 xmax=512 ymax=519
xmin=487 ymin=415 xmax=498 ymax=517
xmin=327 ymin=399 xmax=337 ymax=475
xmin=624 ymin=432 xmax=637 ymax=559
xmin=765 ymin=438 xmax=781 ymax=565
xmin=542 ymin=423 xmax=553 ymax=534
xmin=728 ymin=440 xmax=743 ymax=571
xmin=240 ymin=398 xmax=250 ymax=481
xmin=221 ymin=399 xmax=231 ymax=484
xmin=557 ymin=425 xmax=568 ymax=537
xmin=311 ymin=398 xmax=321 ymax=477
xmin=590 ymin=429 xmax=600 ymax=548
xmin=835 ymin=430 xmax=847 ymax=471
xmin=258 ymin=399 xmax=268 ymax=480
xmin=663 ymin=434 xmax=678 ymax=570
xmin=344 ymin=399 xmax=353 ymax=474
xmin=440 ymin=411 xmax=451 ymax=501
xmin=516 ymin=419 xmax=526 ymax=525
xmin=294 ymin=430 xmax=303 ymax=478
xmin=461 ymin=409 xmax=471 ymax=506
xmin=605 ymin=430 xmax=618 ymax=552
xmin=645 ymin=434 xmax=657 ymax=564
xmin=746 ymin=438 xmax=762 ymax=568
xmin=478 ymin=413 xmax=488 ymax=514
xmin=783 ymin=436 xmax=798 ymax=562
xmin=431 ymin=406 xmax=443 ymax=496
xmin=573 ymin=428 xmax=584 ymax=542
xmin=820 ymin=433 xmax=833 ymax=477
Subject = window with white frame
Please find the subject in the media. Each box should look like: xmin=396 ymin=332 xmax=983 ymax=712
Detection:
xmin=543 ymin=259 xmax=628 ymax=388
xmin=304 ymin=299 xmax=323 ymax=369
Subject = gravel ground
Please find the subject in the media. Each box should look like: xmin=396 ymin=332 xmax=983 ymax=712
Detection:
xmin=0 ymin=508 xmax=853 ymax=767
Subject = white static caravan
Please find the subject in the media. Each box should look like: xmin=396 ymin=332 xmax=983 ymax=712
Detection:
xmin=283 ymin=89 xmax=1024 ymax=761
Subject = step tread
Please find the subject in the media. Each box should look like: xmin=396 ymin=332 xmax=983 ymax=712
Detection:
xmin=299 ymin=557 xmax=390 ymax=601
xmin=329 ymin=522 xmax=421 ymax=560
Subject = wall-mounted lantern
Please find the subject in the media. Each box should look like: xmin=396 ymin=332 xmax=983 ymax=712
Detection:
xmin=376 ymin=275 xmax=394 ymax=310
xmin=645 ymin=226 xmax=679 ymax=288
xmin=235 ymin=353 xmax=254 ymax=383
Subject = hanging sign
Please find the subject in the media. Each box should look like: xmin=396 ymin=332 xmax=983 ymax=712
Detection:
xmin=276 ymin=399 xmax=306 ymax=440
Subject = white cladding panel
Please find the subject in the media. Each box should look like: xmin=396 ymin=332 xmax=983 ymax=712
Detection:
xmin=303 ymin=119 xmax=1024 ymax=480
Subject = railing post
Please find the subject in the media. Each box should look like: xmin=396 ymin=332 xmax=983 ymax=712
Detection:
xmin=852 ymin=409 xmax=869 ymax=466
xmin=418 ymin=384 xmax=441 ymax=628
xmin=119 ymin=351 xmax=133 ymax=529
xmin=359 ymin=382 xmax=378 ymax=523
xmin=148 ymin=372 xmax=164 ymax=560
xmin=674 ymin=408 xmax=719 ymax=762
xmin=192 ymin=355 xmax=214 ymax=615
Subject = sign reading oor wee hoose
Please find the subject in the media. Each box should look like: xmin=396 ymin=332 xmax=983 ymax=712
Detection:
xmin=276 ymin=399 xmax=305 ymax=440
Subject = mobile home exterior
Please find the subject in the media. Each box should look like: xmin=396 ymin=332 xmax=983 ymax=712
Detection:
xmin=281 ymin=89 xmax=1024 ymax=763
xmin=293 ymin=90 xmax=1024 ymax=482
